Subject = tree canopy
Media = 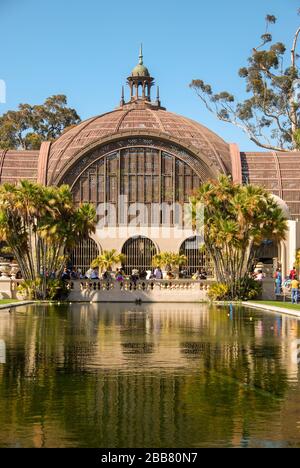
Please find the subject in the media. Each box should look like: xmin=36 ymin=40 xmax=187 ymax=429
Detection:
xmin=191 ymin=176 xmax=288 ymax=299
xmin=0 ymin=95 xmax=81 ymax=150
xmin=190 ymin=11 xmax=300 ymax=151
xmin=0 ymin=181 xmax=96 ymax=299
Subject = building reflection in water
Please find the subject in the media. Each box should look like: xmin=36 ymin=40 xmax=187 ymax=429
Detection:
xmin=0 ymin=303 xmax=299 ymax=448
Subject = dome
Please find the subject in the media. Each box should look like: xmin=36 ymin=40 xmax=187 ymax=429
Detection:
xmin=47 ymin=103 xmax=231 ymax=185
xmin=131 ymin=45 xmax=150 ymax=77
xmin=271 ymin=194 xmax=291 ymax=220
xmin=132 ymin=64 xmax=150 ymax=77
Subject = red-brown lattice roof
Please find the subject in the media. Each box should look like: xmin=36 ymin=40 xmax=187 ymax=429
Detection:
xmin=241 ymin=152 xmax=300 ymax=220
xmin=47 ymin=102 xmax=231 ymax=184
xmin=0 ymin=150 xmax=39 ymax=185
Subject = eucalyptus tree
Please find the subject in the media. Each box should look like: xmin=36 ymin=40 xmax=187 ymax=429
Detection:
xmin=0 ymin=95 xmax=80 ymax=150
xmin=0 ymin=181 xmax=96 ymax=299
xmin=190 ymin=11 xmax=300 ymax=151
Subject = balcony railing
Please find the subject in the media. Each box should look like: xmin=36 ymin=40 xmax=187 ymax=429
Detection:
xmin=68 ymin=279 xmax=213 ymax=293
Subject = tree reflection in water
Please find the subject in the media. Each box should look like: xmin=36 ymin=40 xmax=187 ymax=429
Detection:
xmin=0 ymin=303 xmax=299 ymax=448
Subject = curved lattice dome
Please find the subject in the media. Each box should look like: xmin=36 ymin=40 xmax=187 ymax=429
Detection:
xmin=47 ymin=102 xmax=231 ymax=185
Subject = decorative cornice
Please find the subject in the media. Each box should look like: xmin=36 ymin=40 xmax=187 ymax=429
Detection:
xmin=50 ymin=131 xmax=223 ymax=186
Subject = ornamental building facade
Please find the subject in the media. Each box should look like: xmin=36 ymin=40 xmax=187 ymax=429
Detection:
xmin=1 ymin=50 xmax=300 ymax=277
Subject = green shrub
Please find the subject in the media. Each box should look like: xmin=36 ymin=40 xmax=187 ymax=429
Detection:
xmin=18 ymin=280 xmax=41 ymax=300
xmin=46 ymin=279 xmax=70 ymax=301
xmin=208 ymin=283 xmax=230 ymax=301
xmin=18 ymin=279 xmax=69 ymax=301
xmin=235 ymin=277 xmax=262 ymax=301
xmin=208 ymin=278 xmax=262 ymax=302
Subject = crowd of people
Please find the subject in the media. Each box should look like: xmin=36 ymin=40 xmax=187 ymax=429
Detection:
xmin=274 ymin=266 xmax=299 ymax=304
xmin=59 ymin=266 xmax=209 ymax=283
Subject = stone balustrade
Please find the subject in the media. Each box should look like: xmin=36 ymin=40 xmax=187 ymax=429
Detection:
xmin=0 ymin=279 xmax=23 ymax=300
xmin=0 ymin=277 xmax=278 ymax=303
xmin=74 ymin=279 xmax=211 ymax=291
xmin=67 ymin=279 xmax=213 ymax=303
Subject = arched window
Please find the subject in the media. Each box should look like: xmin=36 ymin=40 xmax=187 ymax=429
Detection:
xmin=255 ymin=240 xmax=279 ymax=265
xmin=70 ymin=238 xmax=101 ymax=273
xmin=122 ymin=236 xmax=158 ymax=275
xmin=71 ymin=147 xmax=201 ymax=227
xmin=180 ymin=237 xmax=214 ymax=277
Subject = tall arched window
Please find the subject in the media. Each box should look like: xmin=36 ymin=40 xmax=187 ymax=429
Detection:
xmin=71 ymin=147 xmax=201 ymax=227
xmin=180 ymin=237 xmax=214 ymax=277
xmin=122 ymin=236 xmax=158 ymax=275
xmin=70 ymin=238 xmax=101 ymax=273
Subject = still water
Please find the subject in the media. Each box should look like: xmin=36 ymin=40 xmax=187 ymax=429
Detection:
xmin=0 ymin=303 xmax=300 ymax=448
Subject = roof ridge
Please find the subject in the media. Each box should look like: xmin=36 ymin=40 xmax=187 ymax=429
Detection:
xmin=148 ymin=108 xmax=166 ymax=132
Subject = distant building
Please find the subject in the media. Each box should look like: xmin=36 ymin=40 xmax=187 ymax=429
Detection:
xmin=1 ymin=49 xmax=299 ymax=276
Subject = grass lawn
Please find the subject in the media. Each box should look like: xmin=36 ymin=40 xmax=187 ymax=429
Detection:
xmin=0 ymin=299 xmax=20 ymax=305
xmin=249 ymin=301 xmax=300 ymax=311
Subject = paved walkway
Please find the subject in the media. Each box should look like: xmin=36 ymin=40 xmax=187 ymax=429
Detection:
xmin=243 ymin=302 xmax=300 ymax=319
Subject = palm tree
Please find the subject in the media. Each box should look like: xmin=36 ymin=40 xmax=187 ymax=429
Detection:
xmin=193 ymin=176 xmax=288 ymax=299
xmin=152 ymin=252 xmax=187 ymax=278
xmin=92 ymin=250 xmax=126 ymax=273
xmin=0 ymin=181 xmax=96 ymax=299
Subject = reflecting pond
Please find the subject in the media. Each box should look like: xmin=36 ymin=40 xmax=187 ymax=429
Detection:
xmin=0 ymin=303 xmax=300 ymax=448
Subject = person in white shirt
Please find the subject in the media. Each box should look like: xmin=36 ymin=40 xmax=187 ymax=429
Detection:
xmin=154 ymin=268 xmax=163 ymax=280
xmin=255 ymin=270 xmax=264 ymax=282
xmin=90 ymin=269 xmax=99 ymax=280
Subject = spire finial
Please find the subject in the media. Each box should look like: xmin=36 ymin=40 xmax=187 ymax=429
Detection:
xmin=156 ymin=86 xmax=161 ymax=106
xmin=139 ymin=44 xmax=143 ymax=65
xmin=120 ymin=85 xmax=125 ymax=106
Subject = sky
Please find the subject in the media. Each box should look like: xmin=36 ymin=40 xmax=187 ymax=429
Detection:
xmin=0 ymin=0 xmax=299 ymax=150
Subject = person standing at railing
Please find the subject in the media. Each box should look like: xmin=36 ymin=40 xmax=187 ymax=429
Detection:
xmin=146 ymin=269 xmax=153 ymax=280
xmin=200 ymin=269 xmax=208 ymax=280
xmin=85 ymin=268 xmax=93 ymax=279
xmin=76 ymin=269 xmax=84 ymax=280
xmin=291 ymin=277 xmax=299 ymax=304
xmin=274 ymin=268 xmax=282 ymax=295
xmin=70 ymin=268 xmax=79 ymax=280
xmin=139 ymin=270 xmax=147 ymax=280
xmin=90 ymin=268 xmax=99 ymax=280
xmin=192 ymin=271 xmax=200 ymax=280
xmin=130 ymin=269 xmax=139 ymax=283
xmin=115 ymin=270 xmax=124 ymax=286
xmin=154 ymin=267 xmax=163 ymax=280
xmin=61 ymin=268 xmax=71 ymax=281
xmin=290 ymin=267 xmax=297 ymax=281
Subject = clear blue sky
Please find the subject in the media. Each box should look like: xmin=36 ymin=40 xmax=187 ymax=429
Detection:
xmin=0 ymin=0 xmax=299 ymax=150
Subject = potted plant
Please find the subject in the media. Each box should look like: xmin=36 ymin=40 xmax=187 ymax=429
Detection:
xmin=91 ymin=250 xmax=126 ymax=276
xmin=152 ymin=252 xmax=187 ymax=279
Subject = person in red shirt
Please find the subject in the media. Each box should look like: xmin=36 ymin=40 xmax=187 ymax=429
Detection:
xmin=290 ymin=267 xmax=297 ymax=280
